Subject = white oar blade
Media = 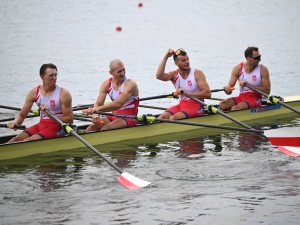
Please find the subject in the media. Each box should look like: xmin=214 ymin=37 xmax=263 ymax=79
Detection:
xmin=278 ymin=146 xmax=300 ymax=157
xmin=117 ymin=172 xmax=151 ymax=189
xmin=264 ymin=127 xmax=300 ymax=146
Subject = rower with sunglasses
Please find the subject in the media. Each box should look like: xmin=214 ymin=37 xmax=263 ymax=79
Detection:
xmin=219 ymin=46 xmax=271 ymax=111
xmin=155 ymin=48 xmax=211 ymax=120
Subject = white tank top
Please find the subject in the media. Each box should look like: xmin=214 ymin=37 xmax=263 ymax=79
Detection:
xmin=239 ymin=63 xmax=262 ymax=93
xmin=107 ymin=77 xmax=139 ymax=113
xmin=173 ymin=67 xmax=201 ymax=101
xmin=35 ymin=85 xmax=62 ymax=120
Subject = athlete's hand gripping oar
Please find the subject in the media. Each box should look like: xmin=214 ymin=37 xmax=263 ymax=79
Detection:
xmin=244 ymin=83 xmax=300 ymax=115
xmin=41 ymin=107 xmax=151 ymax=189
xmin=91 ymin=112 xmax=263 ymax=134
xmin=180 ymin=91 xmax=267 ymax=138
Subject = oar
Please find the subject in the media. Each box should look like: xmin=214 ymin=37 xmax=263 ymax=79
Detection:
xmin=72 ymin=93 xmax=179 ymax=110
xmin=72 ymin=104 xmax=94 ymax=111
xmin=211 ymin=87 xmax=235 ymax=93
xmin=0 ymin=114 xmax=38 ymax=123
xmin=92 ymin=112 xmax=263 ymax=134
xmin=73 ymin=88 xmax=233 ymax=111
xmin=181 ymin=91 xmax=266 ymax=138
xmin=244 ymin=84 xmax=300 ymax=115
xmin=0 ymin=105 xmax=40 ymax=115
xmin=277 ymin=146 xmax=300 ymax=157
xmin=73 ymin=116 xmax=92 ymax=122
xmin=139 ymin=88 xmax=234 ymax=101
xmin=0 ymin=124 xmax=26 ymax=129
xmin=41 ymin=107 xmax=151 ymax=189
xmin=140 ymin=92 xmax=179 ymax=101
xmin=209 ymin=97 xmax=225 ymax=101
xmin=91 ymin=111 xmax=297 ymax=157
xmin=139 ymin=105 xmax=167 ymax=110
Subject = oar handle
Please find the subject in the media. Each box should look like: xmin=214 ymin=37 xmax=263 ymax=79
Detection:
xmin=139 ymin=92 xmax=179 ymax=101
xmin=211 ymin=87 xmax=235 ymax=92
xmin=72 ymin=104 xmax=94 ymax=111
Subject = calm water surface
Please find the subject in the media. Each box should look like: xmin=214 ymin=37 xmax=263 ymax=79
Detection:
xmin=0 ymin=0 xmax=300 ymax=224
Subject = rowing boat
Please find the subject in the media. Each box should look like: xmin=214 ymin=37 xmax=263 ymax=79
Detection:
xmin=0 ymin=95 xmax=299 ymax=161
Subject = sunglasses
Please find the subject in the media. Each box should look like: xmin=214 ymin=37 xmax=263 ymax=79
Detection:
xmin=173 ymin=48 xmax=187 ymax=60
xmin=251 ymin=55 xmax=261 ymax=60
xmin=175 ymin=48 xmax=186 ymax=56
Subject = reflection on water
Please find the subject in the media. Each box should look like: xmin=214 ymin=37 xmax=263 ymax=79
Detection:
xmin=1 ymin=124 xmax=300 ymax=224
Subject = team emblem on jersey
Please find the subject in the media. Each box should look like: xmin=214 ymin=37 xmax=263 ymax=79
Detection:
xmin=50 ymin=100 xmax=56 ymax=107
xmin=187 ymin=80 xmax=192 ymax=86
xmin=252 ymin=75 xmax=257 ymax=81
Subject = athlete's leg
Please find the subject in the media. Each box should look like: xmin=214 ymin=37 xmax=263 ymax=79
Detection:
xmin=101 ymin=118 xmax=128 ymax=131
xmin=231 ymin=102 xmax=250 ymax=110
xmin=86 ymin=117 xmax=109 ymax=132
xmin=219 ymin=98 xmax=236 ymax=111
xmin=7 ymin=131 xmax=30 ymax=143
xmin=158 ymin=111 xmax=173 ymax=119
xmin=170 ymin=111 xmax=188 ymax=120
xmin=24 ymin=134 xmax=44 ymax=141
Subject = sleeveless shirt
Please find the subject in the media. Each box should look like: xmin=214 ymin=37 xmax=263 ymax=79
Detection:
xmin=35 ymin=85 xmax=63 ymax=121
xmin=107 ymin=77 xmax=139 ymax=113
xmin=238 ymin=63 xmax=262 ymax=93
xmin=173 ymin=67 xmax=201 ymax=101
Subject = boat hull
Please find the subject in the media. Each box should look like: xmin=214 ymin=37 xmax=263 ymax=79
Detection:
xmin=1 ymin=97 xmax=300 ymax=161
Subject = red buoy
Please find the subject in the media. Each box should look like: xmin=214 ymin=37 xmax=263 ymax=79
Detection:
xmin=138 ymin=3 xmax=143 ymax=7
xmin=116 ymin=26 xmax=122 ymax=31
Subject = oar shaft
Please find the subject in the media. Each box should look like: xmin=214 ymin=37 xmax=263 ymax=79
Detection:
xmin=93 ymin=112 xmax=263 ymax=133
xmin=0 ymin=105 xmax=22 ymax=111
xmin=0 ymin=114 xmax=38 ymax=123
xmin=72 ymin=104 xmax=94 ymax=111
xmin=70 ymin=129 xmax=123 ymax=174
xmin=94 ymin=111 xmax=138 ymax=119
xmin=181 ymin=91 xmax=266 ymax=138
xmin=43 ymin=108 xmax=123 ymax=174
xmin=245 ymin=84 xmax=300 ymax=114
xmin=0 ymin=124 xmax=26 ymax=129
xmin=211 ymin=87 xmax=235 ymax=93
xmin=139 ymin=104 xmax=167 ymax=110
xmin=154 ymin=118 xmax=263 ymax=133
xmin=280 ymin=102 xmax=300 ymax=114
xmin=140 ymin=93 xmax=179 ymax=101
xmin=209 ymin=97 xmax=225 ymax=101
xmin=0 ymin=105 xmax=39 ymax=115
xmin=73 ymin=116 xmax=92 ymax=122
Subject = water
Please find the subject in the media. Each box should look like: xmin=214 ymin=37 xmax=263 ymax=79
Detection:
xmin=0 ymin=0 xmax=300 ymax=224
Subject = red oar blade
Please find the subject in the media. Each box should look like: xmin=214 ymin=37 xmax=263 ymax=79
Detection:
xmin=117 ymin=172 xmax=151 ymax=189
xmin=278 ymin=146 xmax=300 ymax=157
